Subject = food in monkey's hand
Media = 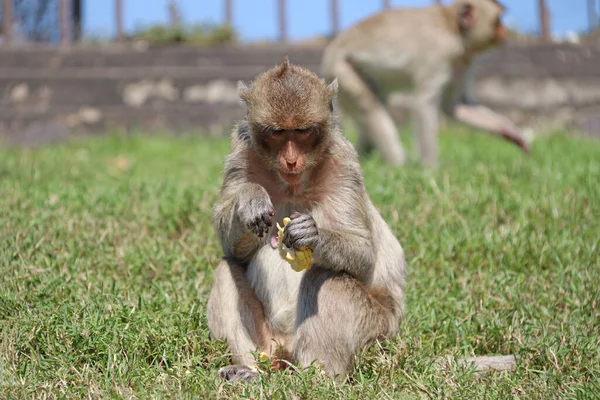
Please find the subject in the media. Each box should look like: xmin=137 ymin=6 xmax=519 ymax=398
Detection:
xmin=276 ymin=217 xmax=313 ymax=272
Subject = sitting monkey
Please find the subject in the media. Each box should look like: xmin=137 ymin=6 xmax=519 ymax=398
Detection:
xmin=206 ymin=57 xmax=407 ymax=382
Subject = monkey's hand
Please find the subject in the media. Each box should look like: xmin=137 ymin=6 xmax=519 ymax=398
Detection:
xmin=277 ymin=214 xmax=315 ymax=272
xmin=236 ymin=189 xmax=275 ymax=238
xmin=282 ymin=213 xmax=319 ymax=251
xmin=501 ymin=128 xmax=531 ymax=154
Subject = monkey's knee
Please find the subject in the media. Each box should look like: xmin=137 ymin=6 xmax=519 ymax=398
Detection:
xmin=293 ymin=268 xmax=391 ymax=378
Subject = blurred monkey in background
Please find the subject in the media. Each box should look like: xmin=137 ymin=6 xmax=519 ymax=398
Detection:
xmin=322 ymin=0 xmax=530 ymax=167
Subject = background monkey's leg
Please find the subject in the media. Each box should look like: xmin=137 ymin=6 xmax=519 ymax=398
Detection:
xmin=207 ymin=258 xmax=269 ymax=381
xmin=333 ymin=60 xmax=406 ymax=166
xmin=413 ymin=96 xmax=441 ymax=167
xmin=337 ymin=92 xmax=374 ymax=155
xmin=293 ymin=268 xmax=394 ymax=381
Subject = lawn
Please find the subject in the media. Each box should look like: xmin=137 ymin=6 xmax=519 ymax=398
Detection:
xmin=0 ymin=127 xmax=599 ymax=399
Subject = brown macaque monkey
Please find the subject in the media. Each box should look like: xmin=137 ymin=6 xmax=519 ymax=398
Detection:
xmin=321 ymin=0 xmax=530 ymax=167
xmin=206 ymin=57 xmax=406 ymax=383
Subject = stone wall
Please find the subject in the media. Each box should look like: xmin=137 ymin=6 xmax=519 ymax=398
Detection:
xmin=1 ymin=42 xmax=599 ymax=145
xmin=471 ymin=44 xmax=600 ymax=136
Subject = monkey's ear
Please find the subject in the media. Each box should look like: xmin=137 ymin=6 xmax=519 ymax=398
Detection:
xmin=458 ymin=2 xmax=475 ymax=33
xmin=327 ymin=78 xmax=339 ymax=96
xmin=237 ymin=81 xmax=251 ymax=103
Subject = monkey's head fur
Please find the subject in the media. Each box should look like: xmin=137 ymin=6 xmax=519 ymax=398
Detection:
xmin=238 ymin=56 xmax=339 ymax=185
xmin=452 ymin=0 xmax=508 ymax=54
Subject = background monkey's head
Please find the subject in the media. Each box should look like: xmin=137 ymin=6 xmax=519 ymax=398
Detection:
xmin=453 ymin=0 xmax=508 ymax=54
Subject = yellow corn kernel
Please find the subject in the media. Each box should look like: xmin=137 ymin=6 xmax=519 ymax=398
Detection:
xmin=276 ymin=216 xmax=313 ymax=272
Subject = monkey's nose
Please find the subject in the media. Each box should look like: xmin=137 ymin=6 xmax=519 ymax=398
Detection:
xmin=286 ymin=161 xmax=297 ymax=170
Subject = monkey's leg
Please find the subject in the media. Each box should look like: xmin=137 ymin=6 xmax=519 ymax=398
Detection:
xmin=413 ymin=96 xmax=441 ymax=167
xmin=337 ymin=91 xmax=374 ymax=155
xmin=334 ymin=60 xmax=406 ymax=166
xmin=207 ymin=258 xmax=269 ymax=382
xmin=293 ymin=268 xmax=393 ymax=381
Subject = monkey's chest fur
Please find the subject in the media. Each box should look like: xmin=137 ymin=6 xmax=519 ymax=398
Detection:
xmin=245 ymin=203 xmax=305 ymax=335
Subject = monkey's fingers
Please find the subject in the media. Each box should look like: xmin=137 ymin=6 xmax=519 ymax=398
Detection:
xmin=248 ymin=214 xmax=272 ymax=238
xmin=262 ymin=212 xmax=274 ymax=228
xmin=455 ymin=105 xmax=530 ymax=154
xmin=283 ymin=232 xmax=315 ymax=251
xmin=281 ymin=231 xmax=293 ymax=249
xmin=286 ymin=214 xmax=317 ymax=229
xmin=501 ymin=129 xmax=530 ymax=154
xmin=282 ymin=227 xmax=305 ymax=249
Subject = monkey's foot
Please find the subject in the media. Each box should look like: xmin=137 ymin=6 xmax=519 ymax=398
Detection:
xmin=218 ymin=365 xmax=259 ymax=382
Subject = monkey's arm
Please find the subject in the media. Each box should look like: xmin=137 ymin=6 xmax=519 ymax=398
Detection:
xmin=283 ymin=198 xmax=375 ymax=280
xmin=213 ymin=136 xmax=274 ymax=262
xmin=314 ymin=225 xmax=375 ymax=279
xmin=213 ymin=182 xmax=272 ymax=261
xmin=442 ymin=62 xmax=530 ymax=153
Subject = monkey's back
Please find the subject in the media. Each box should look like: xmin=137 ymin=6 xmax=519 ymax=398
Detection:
xmin=329 ymin=135 xmax=407 ymax=322
xmin=322 ymin=6 xmax=463 ymax=80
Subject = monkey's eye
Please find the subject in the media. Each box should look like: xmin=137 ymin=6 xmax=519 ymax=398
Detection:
xmin=295 ymin=127 xmax=312 ymax=135
xmin=495 ymin=17 xmax=501 ymax=28
xmin=266 ymin=127 xmax=284 ymax=135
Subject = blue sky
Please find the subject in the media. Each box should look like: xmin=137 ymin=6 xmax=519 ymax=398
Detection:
xmin=83 ymin=1 xmax=594 ymax=41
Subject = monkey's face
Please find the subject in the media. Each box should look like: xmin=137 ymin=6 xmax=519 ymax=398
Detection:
xmin=252 ymin=124 xmax=328 ymax=185
xmin=247 ymin=83 xmax=331 ymax=185
xmin=491 ymin=15 xmax=508 ymax=46
xmin=240 ymin=58 xmax=337 ymax=185
xmin=460 ymin=0 xmax=508 ymax=53
xmin=248 ymin=94 xmax=331 ymax=185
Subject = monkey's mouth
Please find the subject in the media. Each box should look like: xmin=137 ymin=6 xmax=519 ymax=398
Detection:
xmin=279 ymin=170 xmax=303 ymax=184
xmin=270 ymin=229 xmax=279 ymax=249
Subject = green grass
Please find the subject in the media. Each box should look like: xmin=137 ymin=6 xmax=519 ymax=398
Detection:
xmin=1 ymin=127 xmax=599 ymax=399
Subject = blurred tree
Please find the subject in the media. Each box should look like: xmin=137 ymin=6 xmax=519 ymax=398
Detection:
xmin=115 ymin=0 xmax=123 ymax=41
xmin=224 ymin=0 xmax=232 ymax=27
xmin=168 ymin=0 xmax=180 ymax=28
xmin=2 ymin=0 xmax=13 ymax=44
xmin=589 ymin=0 xmax=599 ymax=30
xmin=0 ymin=0 xmax=58 ymax=42
xmin=59 ymin=0 xmax=71 ymax=45
xmin=538 ymin=0 xmax=551 ymax=42
xmin=330 ymin=0 xmax=338 ymax=35
xmin=72 ymin=0 xmax=79 ymax=39
xmin=278 ymin=0 xmax=286 ymax=42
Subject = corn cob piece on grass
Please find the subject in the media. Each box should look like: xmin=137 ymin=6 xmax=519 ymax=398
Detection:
xmin=276 ymin=217 xmax=313 ymax=272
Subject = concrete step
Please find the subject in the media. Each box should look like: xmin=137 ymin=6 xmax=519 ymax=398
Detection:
xmin=0 ymin=44 xmax=324 ymax=69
